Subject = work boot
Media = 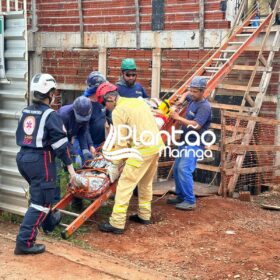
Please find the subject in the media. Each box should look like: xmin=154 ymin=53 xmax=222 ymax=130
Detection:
xmin=175 ymin=201 xmax=196 ymax=211
xmin=166 ymin=196 xmax=183 ymax=205
xmin=98 ymin=222 xmax=124 ymax=234
xmin=14 ymin=244 xmax=45 ymax=255
xmin=42 ymin=210 xmax=62 ymax=234
xmin=129 ymin=214 xmax=151 ymax=225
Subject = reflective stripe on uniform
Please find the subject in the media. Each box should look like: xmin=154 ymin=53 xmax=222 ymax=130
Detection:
xmin=51 ymin=137 xmax=68 ymax=150
xmin=137 ymin=143 xmax=164 ymax=156
xmin=30 ymin=203 xmax=50 ymax=214
xmin=139 ymin=201 xmax=151 ymax=210
xmin=36 ymin=108 xmax=54 ymax=147
xmin=113 ymin=204 xmax=128 ymax=214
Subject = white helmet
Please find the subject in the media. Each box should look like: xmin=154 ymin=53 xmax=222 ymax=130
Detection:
xmin=30 ymin=73 xmax=57 ymax=94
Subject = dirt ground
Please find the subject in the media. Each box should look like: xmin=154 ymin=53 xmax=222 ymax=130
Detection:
xmin=1 ymin=193 xmax=280 ymax=280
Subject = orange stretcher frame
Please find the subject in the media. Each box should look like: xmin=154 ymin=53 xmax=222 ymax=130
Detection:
xmin=52 ymin=180 xmax=117 ymax=239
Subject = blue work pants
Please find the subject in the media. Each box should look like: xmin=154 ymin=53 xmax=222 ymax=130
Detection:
xmin=16 ymin=149 xmax=58 ymax=248
xmin=173 ymin=145 xmax=202 ymax=204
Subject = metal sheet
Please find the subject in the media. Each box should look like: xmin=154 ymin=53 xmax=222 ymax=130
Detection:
xmin=0 ymin=10 xmax=28 ymax=216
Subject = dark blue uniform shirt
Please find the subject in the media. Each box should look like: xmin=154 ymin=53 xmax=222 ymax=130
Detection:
xmin=182 ymin=95 xmax=212 ymax=145
xmin=116 ymin=78 xmax=148 ymax=98
xmin=56 ymin=104 xmax=89 ymax=150
xmin=16 ymin=103 xmax=72 ymax=166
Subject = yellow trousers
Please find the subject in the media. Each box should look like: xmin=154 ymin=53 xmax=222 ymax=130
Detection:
xmin=109 ymin=153 xmax=159 ymax=229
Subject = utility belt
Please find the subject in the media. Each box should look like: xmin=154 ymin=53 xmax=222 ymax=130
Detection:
xmin=19 ymin=146 xmax=53 ymax=155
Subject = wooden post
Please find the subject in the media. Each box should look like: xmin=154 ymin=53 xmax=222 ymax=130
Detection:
xmin=77 ymin=0 xmax=84 ymax=47
xmin=275 ymin=71 xmax=280 ymax=182
xmin=6 ymin=0 xmax=10 ymax=12
xmin=220 ymin=110 xmax=227 ymax=197
xmin=98 ymin=47 xmax=107 ymax=78
xmin=134 ymin=0 xmax=141 ymax=49
xmin=199 ymin=0 xmax=205 ymax=49
xmin=151 ymin=31 xmax=161 ymax=98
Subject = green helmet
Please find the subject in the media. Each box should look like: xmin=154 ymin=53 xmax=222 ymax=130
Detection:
xmin=121 ymin=58 xmax=137 ymax=71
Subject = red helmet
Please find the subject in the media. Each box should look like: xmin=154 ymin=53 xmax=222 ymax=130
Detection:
xmin=96 ymin=82 xmax=117 ymax=104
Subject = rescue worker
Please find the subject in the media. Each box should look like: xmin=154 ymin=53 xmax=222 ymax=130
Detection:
xmin=166 ymin=76 xmax=212 ymax=210
xmin=96 ymin=82 xmax=164 ymax=234
xmin=116 ymin=58 xmax=149 ymax=98
xmin=83 ymin=71 xmax=111 ymax=148
xmin=14 ymin=73 xmax=76 ymax=255
xmin=56 ymin=96 xmax=93 ymax=211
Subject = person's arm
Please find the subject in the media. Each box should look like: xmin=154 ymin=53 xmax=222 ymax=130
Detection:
xmin=170 ymin=103 xmax=211 ymax=130
xmin=111 ymin=107 xmax=129 ymax=151
xmin=141 ymin=86 xmax=149 ymax=98
xmin=77 ymin=124 xmax=93 ymax=159
xmin=86 ymin=129 xmax=96 ymax=156
xmin=46 ymin=113 xmax=76 ymax=181
xmin=176 ymin=92 xmax=191 ymax=105
xmin=170 ymin=111 xmax=201 ymax=130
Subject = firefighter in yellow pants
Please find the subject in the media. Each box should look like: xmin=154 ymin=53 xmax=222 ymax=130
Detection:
xmin=248 ymin=0 xmax=272 ymax=17
xmin=95 ymin=82 xmax=164 ymax=234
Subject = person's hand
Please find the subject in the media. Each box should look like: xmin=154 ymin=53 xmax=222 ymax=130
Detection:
xmin=107 ymin=163 xmax=120 ymax=183
xmin=169 ymin=111 xmax=181 ymax=121
xmin=90 ymin=146 xmax=96 ymax=157
xmin=82 ymin=149 xmax=93 ymax=161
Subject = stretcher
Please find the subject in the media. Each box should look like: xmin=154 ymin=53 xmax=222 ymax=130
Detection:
xmin=52 ymin=154 xmax=119 ymax=239
xmin=53 ymin=98 xmax=175 ymax=239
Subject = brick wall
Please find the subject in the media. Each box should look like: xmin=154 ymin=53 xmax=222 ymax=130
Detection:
xmin=35 ymin=0 xmax=230 ymax=32
xmin=42 ymin=49 xmax=99 ymax=87
xmin=161 ymin=49 xmax=214 ymax=91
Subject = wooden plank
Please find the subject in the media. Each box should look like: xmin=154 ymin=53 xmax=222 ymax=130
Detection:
xmin=210 ymin=102 xmax=253 ymax=112
xmin=225 ymin=144 xmax=280 ymax=152
xmin=197 ymin=163 xmax=220 ymax=172
xmin=158 ymin=161 xmax=173 ymax=168
xmin=225 ymin=133 xmax=244 ymax=144
xmin=223 ymin=111 xmax=280 ymax=126
xmin=225 ymin=165 xmax=280 ymax=175
xmin=261 ymin=204 xmax=280 ymax=211
xmin=152 ymin=180 xmax=218 ymax=196
xmin=232 ymin=65 xmax=272 ymax=71
xmin=218 ymin=84 xmax=259 ymax=92
xmin=210 ymin=123 xmax=246 ymax=133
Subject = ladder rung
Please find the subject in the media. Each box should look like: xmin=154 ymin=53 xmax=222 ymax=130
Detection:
xmin=236 ymin=34 xmax=250 ymax=37
xmin=59 ymin=223 xmax=69 ymax=228
xmin=202 ymin=76 xmax=213 ymax=79
xmin=205 ymin=67 xmax=221 ymax=70
xmin=243 ymin=26 xmax=257 ymax=29
xmin=212 ymin=58 xmax=228 ymax=61
xmin=228 ymin=41 xmax=244 ymax=45
xmin=221 ymin=50 xmax=235 ymax=53
xmin=59 ymin=209 xmax=80 ymax=217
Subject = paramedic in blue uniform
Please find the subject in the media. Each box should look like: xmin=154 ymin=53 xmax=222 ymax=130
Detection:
xmin=116 ymin=58 xmax=149 ymax=98
xmin=83 ymin=71 xmax=111 ymax=149
xmin=14 ymin=73 xmax=76 ymax=255
xmin=56 ymin=96 xmax=93 ymax=210
xmin=69 ymin=71 xmax=109 ymax=211
xmin=167 ymin=76 xmax=212 ymax=211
